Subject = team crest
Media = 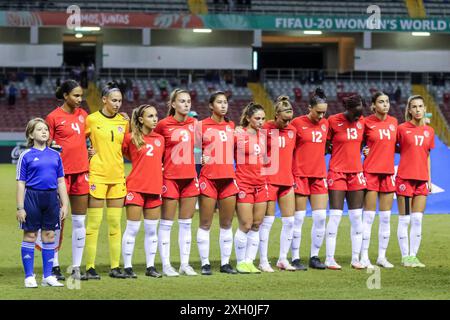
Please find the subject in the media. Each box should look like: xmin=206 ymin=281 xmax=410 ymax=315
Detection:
xmin=90 ymin=184 xmax=96 ymax=191
xmin=321 ymin=124 xmax=327 ymax=132
xmin=78 ymin=115 xmax=85 ymax=123
xmin=155 ymin=139 xmax=161 ymax=147
xmin=188 ymin=124 xmax=194 ymax=132
xmin=399 ymin=184 xmax=406 ymax=192
xmin=288 ymin=130 xmax=294 ymax=139
xmin=424 ymin=130 xmax=430 ymax=138
xmin=238 ymin=191 xmax=246 ymax=199
xmin=200 ymin=182 xmax=207 ymax=191
xmin=162 ymin=185 xmax=168 ymax=194
xmin=389 ymin=124 xmax=395 ymax=132
xmin=226 ymin=125 xmax=232 ymax=132
xmin=126 ymin=192 xmax=134 ymax=201
xmin=327 ymin=179 xmax=333 ymax=186
xmin=117 ymin=126 xmax=124 ymax=133
xmin=356 ymin=122 xmax=362 ymax=130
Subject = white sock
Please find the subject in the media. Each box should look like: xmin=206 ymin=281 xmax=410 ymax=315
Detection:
xmin=234 ymin=229 xmax=248 ymax=263
xmin=378 ymin=211 xmax=391 ymax=260
xmin=361 ymin=210 xmax=376 ymax=261
xmin=144 ymin=219 xmax=158 ymax=268
xmin=326 ymin=209 xmax=342 ymax=260
xmin=349 ymin=209 xmax=363 ymax=262
xmin=291 ymin=210 xmax=306 ymax=260
xmin=245 ymin=230 xmax=260 ymax=263
xmin=158 ymin=219 xmax=173 ymax=267
xmin=53 ymin=250 xmax=59 ymax=268
xmin=72 ymin=215 xmax=86 ymax=268
xmin=197 ymin=227 xmax=210 ymax=266
xmin=310 ymin=210 xmax=326 ymax=257
xmin=219 ymin=227 xmax=233 ymax=266
xmin=122 ymin=220 xmax=141 ymax=269
xmin=280 ymin=216 xmax=295 ymax=261
xmin=178 ymin=218 xmax=192 ymax=266
xmin=53 ymin=228 xmax=61 ymax=267
xmin=258 ymin=216 xmax=275 ymax=265
xmin=409 ymin=212 xmax=423 ymax=257
xmin=397 ymin=215 xmax=410 ymax=258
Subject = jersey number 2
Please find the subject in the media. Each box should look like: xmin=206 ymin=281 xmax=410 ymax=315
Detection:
xmin=146 ymin=144 xmax=154 ymax=156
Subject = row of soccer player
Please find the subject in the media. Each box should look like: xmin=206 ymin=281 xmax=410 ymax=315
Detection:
xmin=16 ymin=79 xmax=433 ymax=287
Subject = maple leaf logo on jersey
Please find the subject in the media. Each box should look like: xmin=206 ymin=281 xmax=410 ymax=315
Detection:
xmin=399 ymin=184 xmax=406 ymax=192
xmin=78 ymin=115 xmax=85 ymax=123
xmin=126 ymin=192 xmax=134 ymax=201
xmin=288 ymin=131 xmax=294 ymax=139
xmin=357 ymin=122 xmax=362 ymax=129
xmin=424 ymin=130 xmax=430 ymax=138
xmin=200 ymin=182 xmax=207 ymax=191
xmin=117 ymin=126 xmax=124 ymax=133
xmin=226 ymin=126 xmax=232 ymax=132
xmin=90 ymin=184 xmax=96 ymax=191
xmin=154 ymin=139 xmax=161 ymax=147
xmin=188 ymin=125 xmax=194 ymax=132
xmin=327 ymin=179 xmax=334 ymax=186
xmin=321 ymin=124 xmax=327 ymax=132
xmin=238 ymin=191 xmax=246 ymax=199
xmin=389 ymin=124 xmax=395 ymax=132
xmin=162 ymin=185 xmax=168 ymax=194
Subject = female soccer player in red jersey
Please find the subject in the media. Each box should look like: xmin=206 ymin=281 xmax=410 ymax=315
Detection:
xmin=196 ymin=91 xmax=239 ymax=275
xmin=361 ymin=92 xmax=397 ymax=269
xmin=45 ymin=80 xmax=89 ymax=280
xmin=154 ymin=89 xmax=199 ymax=277
xmin=234 ymin=103 xmax=267 ymax=274
xmin=121 ymin=105 xmax=164 ymax=278
xmin=396 ymin=95 xmax=434 ymax=268
xmin=258 ymin=96 xmax=296 ymax=272
xmin=290 ymin=88 xmax=329 ymax=270
xmin=325 ymin=94 xmax=366 ymax=270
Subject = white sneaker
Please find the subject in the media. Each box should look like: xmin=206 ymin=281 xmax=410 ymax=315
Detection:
xmin=276 ymin=260 xmax=296 ymax=271
xmin=360 ymin=258 xmax=374 ymax=269
xmin=24 ymin=275 xmax=38 ymax=288
xmin=162 ymin=265 xmax=179 ymax=277
xmin=179 ymin=264 xmax=198 ymax=276
xmin=376 ymin=257 xmax=394 ymax=268
xmin=351 ymin=259 xmax=365 ymax=270
xmin=259 ymin=263 xmax=275 ymax=273
xmin=41 ymin=275 xmax=64 ymax=287
xmin=325 ymin=258 xmax=342 ymax=270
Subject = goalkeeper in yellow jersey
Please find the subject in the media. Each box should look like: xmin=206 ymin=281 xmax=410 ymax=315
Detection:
xmin=84 ymin=81 xmax=129 ymax=279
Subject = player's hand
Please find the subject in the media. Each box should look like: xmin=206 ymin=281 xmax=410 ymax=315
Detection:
xmin=88 ymin=147 xmax=96 ymax=159
xmin=120 ymin=112 xmax=130 ymax=121
xmin=201 ymin=155 xmax=210 ymax=165
xmin=428 ymin=180 xmax=432 ymax=193
xmin=60 ymin=206 xmax=69 ymax=221
xmin=234 ymin=126 xmax=244 ymax=134
xmin=362 ymin=146 xmax=370 ymax=157
xmin=49 ymin=141 xmax=63 ymax=152
xmin=16 ymin=209 xmax=26 ymax=223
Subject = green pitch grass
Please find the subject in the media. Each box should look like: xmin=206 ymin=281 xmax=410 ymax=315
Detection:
xmin=0 ymin=164 xmax=449 ymax=300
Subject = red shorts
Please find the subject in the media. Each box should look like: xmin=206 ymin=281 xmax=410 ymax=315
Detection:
xmin=162 ymin=178 xmax=200 ymax=199
xmin=199 ymin=176 xmax=239 ymax=200
xmin=268 ymin=184 xmax=293 ymax=201
xmin=395 ymin=177 xmax=429 ymax=197
xmin=65 ymin=172 xmax=89 ymax=195
xmin=236 ymin=184 xmax=269 ymax=204
xmin=327 ymin=171 xmax=367 ymax=191
xmin=364 ymin=172 xmax=396 ymax=193
xmin=125 ymin=191 xmax=162 ymax=209
xmin=294 ymin=176 xmax=328 ymax=195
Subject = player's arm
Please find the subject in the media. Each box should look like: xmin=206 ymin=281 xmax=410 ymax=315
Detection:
xmin=57 ymin=177 xmax=69 ymax=221
xmin=16 ymin=180 xmax=26 ymax=223
xmin=428 ymin=154 xmax=432 ymax=192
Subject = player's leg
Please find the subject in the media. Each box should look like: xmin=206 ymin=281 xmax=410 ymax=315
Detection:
xmin=122 ymin=202 xmax=142 ymax=278
xmin=277 ymin=188 xmax=296 ymax=271
xmin=41 ymin=230 xmax=63 ymax=287
xmin=143 ymin=203 xmax=162 ymax=278
xmin=198 ymin=194 xmax=216 ymax=275
xmin=409 ymin=195 xmax=427 ymax=267
xmin=259 ymin=199 xmax=275 ymax=272
xmin=397 ymin=195 xmax=412 ymax=266
xmin=346 ymin=189 xmax=365 ymax=269
xmin=292 ymin=194 xmax=307 ymax=270
xmin=309 ymin=193 xmax=328 ymax=269
xmin=218 ymin=194 xmax=237 ymax=274
xmin=178 ymin=196 xmax=198 ymax=275
xmin=377 ymin=192 xmax=395 ymax=268
xmin=69 ymin=194 xmax=88 ymax=280
xmin=244 ymin=201 xmax=266 ymax=273
xmin=326 ymin=189 xmax=345 ymax=269
xmin=361 ymin=190 xmax=377 ymax=268
xmin=235 ymin=202 xmax=253 ymax=273
xmin=106 ymin=195 xmax=126 ymax=279
xmin=160 ymin=197 xmax=178 ymax=276
xmin=22 ymin=231 xmax=38 ymax=288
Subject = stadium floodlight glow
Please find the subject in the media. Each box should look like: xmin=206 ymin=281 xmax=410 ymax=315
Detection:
xmin=74 ymin=26 xmax=101 ymax=32
xmin=253 ymin=51 xmax=258 ymax=70
xmin=411 ymin=32 xmax=430 ymax=36
xmin=193 ymin=29 xmax=212 ymax=33
xmin=304 ymin=30 xmax=322 ymax=35
xmin=75 ymin=33 xmax=83 ymax=38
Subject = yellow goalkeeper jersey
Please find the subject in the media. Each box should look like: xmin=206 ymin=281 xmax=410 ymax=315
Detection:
xmin=86 ymin=110 xmax=129 ymax=183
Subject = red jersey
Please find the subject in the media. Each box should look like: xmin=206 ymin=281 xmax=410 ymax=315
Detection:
xmin=45 ymin=106 xmax=89 ymax=174
xmin=397 ymin=122 xmax=434 ymax=181
xmin=234 ymin=128 xmax=266 ymax=187
xmin=263 ymin=120 xmax=296 ymax=186
xmin=363 ymin=114 xmax=398 ymax=174
xmin=328 ymin=113 xmax=364 ymax=173
xmin=198 ymin=118 xmax=236 ymax=179
xmin=291 ymin=115 xmax=328 ymax=178
xmin=122 ymin=132 xmax=165 ymax=194
xmin=154 ymin=115 xmax=197 ymax=179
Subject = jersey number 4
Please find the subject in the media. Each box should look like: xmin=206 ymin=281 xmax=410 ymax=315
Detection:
xmin=71 ymin=123 xmax=81 ymax=135
xmin=378 ymin=129 xmax=391 ymax=140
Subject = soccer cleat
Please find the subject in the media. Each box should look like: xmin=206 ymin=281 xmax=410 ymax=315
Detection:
xmin=276 ymin=260 xmax=296 ymax=271
xmin=71 ymin=267 xmax=87 ymax=280
xmin=410 ymin=256 xmax=426 ymax=268
xmin=401 ymin=256 xmax=414 ymax=267
xmin=123 ymin=267 xmax=138 ymax=278
xmin=246 ymin=262 xmax=261 ymax=274
xmin=236 ymin=261 xmax=251 ymax=274
xmin=52 ymin=266 xmax=65 ymax=281
xmin=201 ymin=264 xmax=212 ymax=276
xmin=145 ymin=266 xmax=162 ymax=278
xmin=351 ymin=260 xmax=365 ymax=270
xmin=309 ymin=256 xmax=326 ymax=270
xmin=360 ymin=258 xmax=374 ymax=269
xmin=42 ymin=275 xmax=64 ymax=287
xmin=291 ymin=259 xmax=308 ymax=271
xmin=163 ymin=265 xmax=179 ymax=277
xmin=179 ymin=264 xmax=198 ymax=276
xmin=85 ymin=267 xmax=101 ymax=280
xmin=24 ymin=275 xmax=38 ymax=288
xmin=376 ymin=258 xmax=394 ymax=268
xmin=220 ymin=263 xmax=237 ymax=274
xmin=109 ymin=267 xmax=127 ymax=279
xmin=325 ymin=258 xmax=342 ymax=270
xmin=258 ymin=263 xmax=275 ymax=273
